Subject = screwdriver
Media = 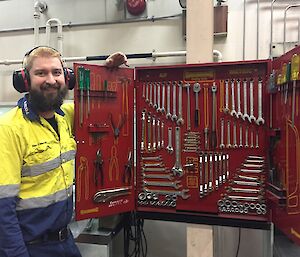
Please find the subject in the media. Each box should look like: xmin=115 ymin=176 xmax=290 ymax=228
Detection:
xmin=291 ymin=54 xmax=299 ymax=127
xmin=85 ymin=69 xmax=91 ymax=117
xmin=78 ymin=66 xmax=85 ymax=127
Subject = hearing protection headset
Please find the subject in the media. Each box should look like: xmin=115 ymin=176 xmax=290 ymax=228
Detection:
xmin=12 ymin=46 xmax=75 ymax=93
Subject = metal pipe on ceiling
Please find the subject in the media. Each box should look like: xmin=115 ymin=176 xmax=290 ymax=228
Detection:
xmin=0 ymin=49 xmax=223 ymax=66
xmin=46 ymin=18 xmax=63 ymax=54
xmin=283 ymin=4 xmax=300 ymax=54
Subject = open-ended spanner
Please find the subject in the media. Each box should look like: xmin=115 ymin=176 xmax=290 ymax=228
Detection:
xmin=230 ymin=79 xmax=237 ymax=117
xmin=142 ymin=173 xmax=174 ymax=181
xmin=172 ymin=127 xmax=184 ymax=177
xmin=144 ymin=188 xmax=191 ymax=199
xmin=224 ymin=80 xmax=230 ymax=113
xmin=239 ymin=125 xmax=243 ymax=148
xmin=156 ymin=119 xmax=161 ymax=150
xmin=152 ymin=116 xmax=156 ymax=151
xmin=177 ymin=81 xmax=184 ymax=125
xmin=211 ymin=83 xmax=217 ymax=150
xmin=143 ymin=180 xmax=182 ymax=189
xmin=193 ymin=82 xmax=201 ymax=127
xmin=142 ymin=167 xmax=169 ymax=172
xmin=233 ymin=121 xmax=238 ymax=148
xmin=199 ymin=155 xmax=204 ymax=197
xmin=147 ymin=112 xmax=152 ymax=152
xmin=242 ymin=79 xmax=251 ymax=122
xmin=141 ymin=110 xmax=146 ymax=151
xmin=141 ymin=156 xmax=162 ymax=161
xmin=256 ymin=79 xmax=265 ymax=125
xmin=166 ymin=81 xmax=172 ymax=119
xmin=226 ymin=120 xmax=231 ymax=148
xmin=142 ymin=82 xmax=146 ymax=98
xmin=220 ymin=118 xmax=225 ymax=149
xmin=156 ymin=82 xmax=161 ymax=113
xmin=161 ymin=121 xmax=165 ymax=148
xmin=249 ymin=79 xmax=256 ymax=122
xmin=145 ymin=82 xmax=149 ymax=103
xmin=166 ymin=127 xmax=174 ymax=154
xmin=171 ymin=81 xmax=178 ymax=121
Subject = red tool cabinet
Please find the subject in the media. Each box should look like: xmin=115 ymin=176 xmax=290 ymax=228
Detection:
xmin=74 ymin=45 xmax=300 ymax=245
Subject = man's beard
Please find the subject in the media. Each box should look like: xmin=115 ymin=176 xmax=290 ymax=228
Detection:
xmin=29 ymin=83 xmax=68 ymax=113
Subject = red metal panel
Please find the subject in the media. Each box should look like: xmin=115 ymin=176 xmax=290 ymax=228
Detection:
xmin=74 ymin=63 xmax=135 ymax=220
xmin=268 ymin=45 xmax=300 ymax=244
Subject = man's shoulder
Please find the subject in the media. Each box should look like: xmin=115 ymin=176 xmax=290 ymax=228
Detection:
xmin=0 ymin=106 xmax=23 ymax=126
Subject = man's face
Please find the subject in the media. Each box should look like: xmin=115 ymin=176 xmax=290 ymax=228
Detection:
xmin=28 ymin=56 xmax=68 ymax=113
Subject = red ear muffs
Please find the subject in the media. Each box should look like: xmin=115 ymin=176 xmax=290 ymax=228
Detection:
xmin=13 ymin=68 xmax=30 ymax=93
xmin=12 ymin=67 xmax=75 ymax=93
xmin=12 ymin=46 xmax=76 ymax=93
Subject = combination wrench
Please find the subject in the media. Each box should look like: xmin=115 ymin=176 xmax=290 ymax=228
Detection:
xmin=166 ymin=81 xmax=172 ymax=119
xmin=166 ymin=127 xmax=174 ymax=154
xmin=242 ymin=79 xmax=251 ymax=122
xmin=211 ymin=83 xmax=217 ymax=150
xmin=172 ymin=127 xmax=184 ymax=177
xmin=230 ymin=79 xmax=237 ymax=117
xmin=256 ymin=79 xmax=265 ymax=125
xmin=171 ymin=81 xmax=178 ymax=121
xmin=249 ymin=79 xmax=256 ymax=122
xmin=177 ymin=81 xmax=184 ymax=125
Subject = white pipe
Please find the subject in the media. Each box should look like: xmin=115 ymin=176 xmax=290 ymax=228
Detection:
xmin=283 ymin=4 xmax=300 ymax=54
xmin=0 ymin=50 xmax=223 ymax=66
xmin=257 ymin=0 xmax=260 ymax=59
xmin=270 ymin=0 xmax=278 ymax=59
xmin=46 ymin=18 xmax=63 ymax=54
xmin=33 ymin=1 xmax=47 ymax=46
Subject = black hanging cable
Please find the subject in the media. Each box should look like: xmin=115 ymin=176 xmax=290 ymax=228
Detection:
xmin=235 ymin=227 xmax=241 ymax=257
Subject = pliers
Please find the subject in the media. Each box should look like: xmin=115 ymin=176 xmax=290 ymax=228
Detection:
xmin=94 ymin=149 xmax=104 ymax=186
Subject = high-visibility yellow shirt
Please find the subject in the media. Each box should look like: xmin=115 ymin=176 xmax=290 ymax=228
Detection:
xmin=0 ymin=95 xmax=76 ymax=257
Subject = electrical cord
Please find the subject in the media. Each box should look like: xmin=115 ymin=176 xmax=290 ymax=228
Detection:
xmin=235 ymin=227 xmax=241 ymax=257
xmin=124 ymin=212 xmax=147 ymax=257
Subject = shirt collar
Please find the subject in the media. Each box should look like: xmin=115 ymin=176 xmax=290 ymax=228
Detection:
xmin=17 ymin=94 xmax=65 ymax=122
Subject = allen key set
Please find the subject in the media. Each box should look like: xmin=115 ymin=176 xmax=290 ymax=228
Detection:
xmin=74 ymin=45 xmax=300 ymax=246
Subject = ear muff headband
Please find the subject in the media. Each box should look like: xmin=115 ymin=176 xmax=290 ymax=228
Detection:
xmin=12 ymin=46 xmax=76 ymax=93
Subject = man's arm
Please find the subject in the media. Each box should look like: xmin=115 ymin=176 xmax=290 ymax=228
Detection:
xmin=0 ymin=124 xmax=29 ymax=257
xmin=105 ymin=52 xmax=128 ymax=68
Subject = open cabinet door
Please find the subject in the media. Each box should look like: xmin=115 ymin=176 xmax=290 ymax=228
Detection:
xmin=73 ymin=63 xmax=135 ymax=220
xmin=268 ymin=45 xmax=300 ymax=244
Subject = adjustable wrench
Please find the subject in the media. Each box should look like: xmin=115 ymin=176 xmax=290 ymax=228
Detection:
xmin=172 ymin=127 xmax=184 ymax=177
xmin=177 ymin=81 xmax=184 ymax=125
xmin=256 ymin=79 xmax=265 ymax=125
xmin=171 ymin=81 xmax=178 ymax=121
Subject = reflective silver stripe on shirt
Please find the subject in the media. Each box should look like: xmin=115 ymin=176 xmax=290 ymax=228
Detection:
xmin=16 ymin=186 xmax=73 ymax=210
xmin=0 ymin=184 xmax=20 ymax=199
xmin=21 ymin=150 xmax=76 ymax=177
